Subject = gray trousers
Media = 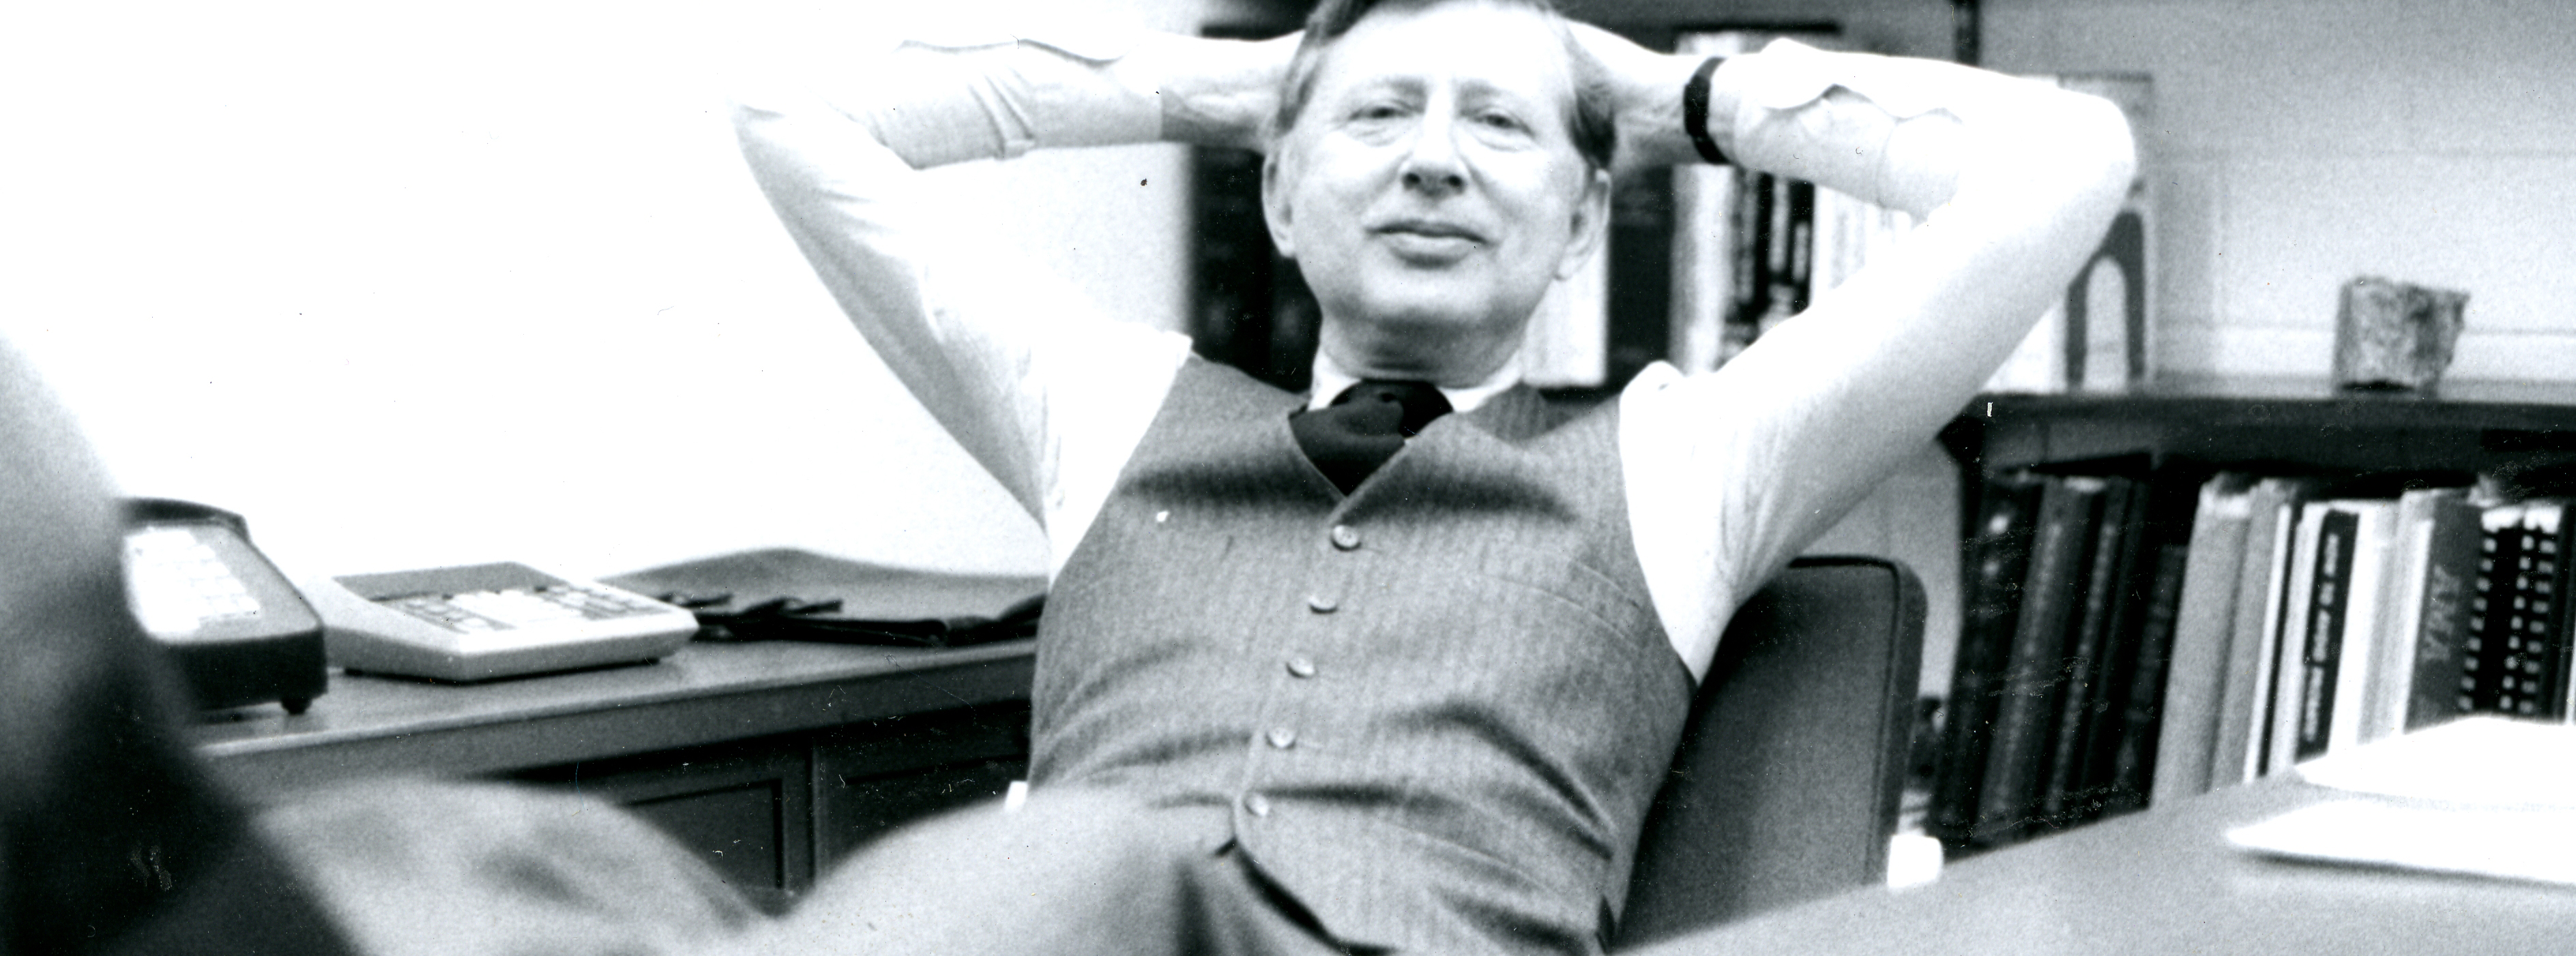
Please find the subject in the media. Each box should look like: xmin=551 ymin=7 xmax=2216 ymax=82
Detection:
xmin=264 ymin=783 xmax=1376 ymax=956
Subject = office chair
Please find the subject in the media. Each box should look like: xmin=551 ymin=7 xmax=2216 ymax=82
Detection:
xmin=1613 ymin=555 xmax=1927 ymax=948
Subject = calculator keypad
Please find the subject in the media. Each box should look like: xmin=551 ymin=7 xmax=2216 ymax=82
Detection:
xmin=387 ymin=584 xmax=667 ymax=635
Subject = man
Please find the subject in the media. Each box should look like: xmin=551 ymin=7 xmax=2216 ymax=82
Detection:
xmin=730 ymin=0 xmax=2132 ymax=953
xmin=5 ymin=1 xmax=2128 ymax=953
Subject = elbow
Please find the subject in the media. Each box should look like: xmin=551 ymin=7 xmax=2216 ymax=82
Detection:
xmin=2057 ymin=91 xmax=2138 ymax=225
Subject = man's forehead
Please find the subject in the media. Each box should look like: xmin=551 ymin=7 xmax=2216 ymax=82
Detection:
xmin=1310 ymin=1 xmax=1576 ymax=103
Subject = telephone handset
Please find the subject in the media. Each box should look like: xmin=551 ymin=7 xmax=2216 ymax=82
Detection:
xmin=120 ymin=498 xmax=328 ymax=714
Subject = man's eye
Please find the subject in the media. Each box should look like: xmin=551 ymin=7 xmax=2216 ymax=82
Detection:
xmin=1474 ymin=111 xmax=1528 ymax=133
xmin=1353 ymin=104 xmax=1407 ymax=121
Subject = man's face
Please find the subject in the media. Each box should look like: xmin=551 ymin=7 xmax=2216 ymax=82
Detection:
xmin=1263 ymin=1 xmax=1609 ymax=370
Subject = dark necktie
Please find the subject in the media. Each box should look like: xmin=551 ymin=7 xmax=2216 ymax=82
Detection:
xmin=1291 ymin=380 xmax=1453 ymax=494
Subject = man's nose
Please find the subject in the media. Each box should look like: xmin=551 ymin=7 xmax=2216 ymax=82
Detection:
xmin=1399 ymin=104 xmax=1467 ymax=196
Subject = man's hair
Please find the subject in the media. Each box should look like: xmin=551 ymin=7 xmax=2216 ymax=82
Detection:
xmin=1270 ymin=0 xmax=1619 ymax=173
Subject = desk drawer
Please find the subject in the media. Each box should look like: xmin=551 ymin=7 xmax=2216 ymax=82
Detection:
xmin=514 ymin=734 xmax=813 ymax=912
xmin=813 ymin=701 xmax=1031 ymax=865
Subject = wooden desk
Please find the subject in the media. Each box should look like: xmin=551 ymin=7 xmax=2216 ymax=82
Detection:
xmin=192 ymin=639 xmax=1038 ymax=906
xmin=1633 ymin=781 xmax=2576 ymax=955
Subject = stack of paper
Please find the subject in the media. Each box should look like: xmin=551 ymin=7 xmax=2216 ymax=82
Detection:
xmin=2227 ymin=717 xmax=2576 ymax=884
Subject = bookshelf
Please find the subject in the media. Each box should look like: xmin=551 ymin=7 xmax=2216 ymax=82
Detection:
xmin=1927 ymin=376 xmax=2576 ymax=856
xmin=1943 ymin=376 xmax=2576 ymax=480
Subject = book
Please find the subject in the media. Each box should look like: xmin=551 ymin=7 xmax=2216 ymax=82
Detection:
xmin=1974 ymin=475 xmax=2107 ymax=848
xmin=2359 ymin=486 xmax=2472 ymax=743
xmin=2404 ymin=492 xmax=2487 ymax=730
xmin=2265 ymin=503 xmax=2333 ymax=773
xmin=2149 ymin=472 xmax=2257 ymax=805
xmin=2236 ymin=479 xmax=2339 ymax=788
xmin=1927 ymin=472 xmax=2047 ymax=850
xmin=2102 ymin=543 xmax=2191 ymax=815
xmin=2324 ymin=501 xmax=2399 ymax=753
xmin=2088 ymin=462 xmax=2212 ymax=816
xmin=2498 ymin=501 xmax=2574 ymax=719
xmin=2292 ymin=507 xmax=2359 ymax=763
xmin=1668 ymin=161 xmax=1738 ymax=372
xmin=2041 ymin=475 xmax=2142 ymax=825
xmin=2464 ymin=504 xmax=2528 ymax=715
xmin=2216 ymin=478 xmax=2322 ymax=785
xmin=2360 ymin=488 xmax=2443 ymax=742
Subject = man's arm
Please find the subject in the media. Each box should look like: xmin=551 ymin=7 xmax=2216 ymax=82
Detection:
xmin=1577 ymin=30 xmax=2139 ymax=675
xmin=729 ymin=30 xmax=1291 ymax=573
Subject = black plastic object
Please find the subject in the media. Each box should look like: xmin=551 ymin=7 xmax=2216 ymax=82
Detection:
xmin=121 ymin=498 xmax=328 ymax=715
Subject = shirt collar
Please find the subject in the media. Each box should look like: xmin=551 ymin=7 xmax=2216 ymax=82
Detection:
xmin=1305 ymin=349 xmax=1524 ymax=413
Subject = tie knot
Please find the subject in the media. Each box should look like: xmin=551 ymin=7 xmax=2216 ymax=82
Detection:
xmin=1330 ymin=380 xmax=1453 ymax=438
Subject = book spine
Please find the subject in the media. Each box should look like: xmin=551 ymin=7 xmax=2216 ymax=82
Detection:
xmin=2466 ymin=505 xmax=2528 ymax=715
xmin=1607 ymin=164 xmax=1674 ymax=388
xmin=2218 ymin=494 xmax=2293 ymax=786
xmin=1187 ymin=145 xmax=1278 ymax=380
xmin=2363 ymin=490 xmax=2443 ymax=743
xmin=1927 ymin=474 xmax=2046 ymax=850
xmin=1974 ymin=476 xmax=2105 ymax=848
xmin=2262 ymin=504 xmax=2329 ymax=776
xmin=2502 ymin=503 xmax=2570 ymax=719
xmin=1784 ymin=178 xmax=1816 ymax=316
xmin=2329 ymin=503 xmax=2397 ymax=751
xmin=2535 ymin=504 xmax=2575 ymax=721
xmin=1727 ymin=169 xmax=1771 ymax=355
xmin=2044 ymin=477 xmax=2141 ymax=825
xmin=2105 ymin=543 xmax=2191 ymax=815
xmin=2407 ymin=496 xmax=2487 ymax=730
xmin=2150 ymin=474 xmax=2254 ymax=805
xmin=2295 ymin=508 xmax=2358 ymax=762
xmin=2085 ymin=464 xmax=2208 ymax=816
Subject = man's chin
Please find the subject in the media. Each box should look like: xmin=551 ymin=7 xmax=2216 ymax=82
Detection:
xmin=1322 ymin=293 xmax=1525 ymax=350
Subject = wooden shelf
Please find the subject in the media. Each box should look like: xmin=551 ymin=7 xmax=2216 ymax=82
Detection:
xmin=1975 ymin=376 xmax=2576 ymax=430
xmin=1944 ymin=377 xmax=2576 ymax=481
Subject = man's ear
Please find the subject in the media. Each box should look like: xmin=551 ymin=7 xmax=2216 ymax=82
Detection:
xmin=1553 ymin=166 xmax=1612 ymax=282
xmin=1260 ymin=148 xmax=1298 ymax=260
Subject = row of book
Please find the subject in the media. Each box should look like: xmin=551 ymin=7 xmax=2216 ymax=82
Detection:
xmin=1926 ymin=460 xmax=2196 ymax=853
xmin=1928 ymin=461 xmax=2575 ymax=855
xmin=2152 ymin=477 xmax=2562 ymax=795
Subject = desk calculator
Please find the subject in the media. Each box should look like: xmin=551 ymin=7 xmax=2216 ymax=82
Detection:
xmin=304 ymin=561 xmax=697 ymax=682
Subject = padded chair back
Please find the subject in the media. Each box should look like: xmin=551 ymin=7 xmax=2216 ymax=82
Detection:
xmin=1613 ymin=556 xmax=1925 ymax=948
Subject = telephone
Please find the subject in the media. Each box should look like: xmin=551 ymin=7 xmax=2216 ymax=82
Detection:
xmin=121 ymin=498 xmax=329 ymax=714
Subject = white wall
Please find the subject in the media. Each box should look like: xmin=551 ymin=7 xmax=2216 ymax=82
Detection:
xmin=1984 ymin=0 xmax=2576 ymax=383
xmin=1602 ymin=0 xmax=2576 ymax=384
xmin=0 ymin=0 xmax=1199 ymax=582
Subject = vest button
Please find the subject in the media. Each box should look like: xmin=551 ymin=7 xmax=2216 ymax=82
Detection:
xmin=1306 ymin=594 xmax=1339 ymax=614
xmin=1330 ymin=524 xmax=1363 ymax=551
xmin=1266 ymin=727 xmax=1298 ymax=749
xmin=1286 ymin=657 xmax=1318 ymax=678
xmin=1242 ymin=792 xmax=1272 ymax=818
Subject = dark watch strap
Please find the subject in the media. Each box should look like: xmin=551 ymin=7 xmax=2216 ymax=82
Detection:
xmin=1682 ymin=55 xmax=1731 ymax=165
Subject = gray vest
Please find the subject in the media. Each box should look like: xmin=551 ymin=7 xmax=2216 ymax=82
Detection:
xmin=1031 ymin=358 xmax=1694 ymax=954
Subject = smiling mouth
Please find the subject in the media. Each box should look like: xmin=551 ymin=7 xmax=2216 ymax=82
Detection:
xmin=1372 ymin=220 xmax=1487 ymax=245
xmin=1371 ymin=220 xmax=1487 ymax=263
